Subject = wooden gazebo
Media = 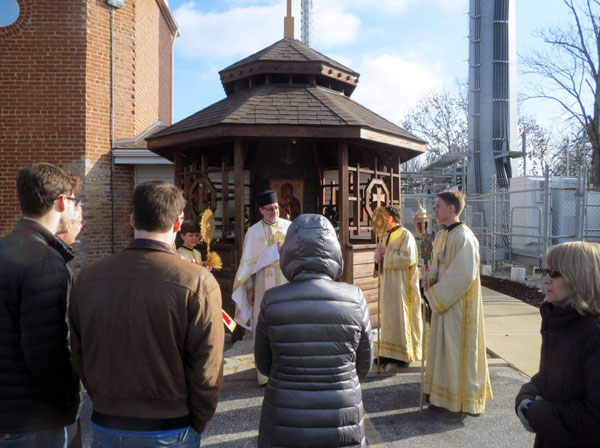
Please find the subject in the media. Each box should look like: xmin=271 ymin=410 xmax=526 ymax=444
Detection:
xmin=147 ymin=37 xmax=426 ymax=326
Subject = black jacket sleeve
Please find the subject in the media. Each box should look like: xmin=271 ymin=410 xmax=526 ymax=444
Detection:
xmin=20 ymin=252 xmax=78 ymax=402
xmin=254 ymin=298 xmax=272 ymax=377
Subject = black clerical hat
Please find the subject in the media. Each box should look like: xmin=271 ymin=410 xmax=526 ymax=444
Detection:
xmin=257 ymin=190 xmax=278 ymax=207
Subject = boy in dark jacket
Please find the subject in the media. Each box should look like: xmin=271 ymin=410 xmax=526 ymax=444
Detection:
xmin=254 ymin=214 xmax=373 ymax=448
xmin=0 ymin=163 xmax=82 ymax=446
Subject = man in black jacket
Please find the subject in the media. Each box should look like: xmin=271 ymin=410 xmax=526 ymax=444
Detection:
xmin=0 ymin=163 xmax=82 ymax=447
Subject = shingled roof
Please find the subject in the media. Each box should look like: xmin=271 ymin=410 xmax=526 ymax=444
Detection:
xmin=221 ymin=38 xmax=358 ymax=77
xmin=149 ymin=83 xmax=424 ymax=145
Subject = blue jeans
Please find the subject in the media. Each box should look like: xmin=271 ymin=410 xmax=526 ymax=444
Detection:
xmin=0 ymin=428 xmax=68 ymax=448
xmin=91 ymin=427 xmax=201 ymax=448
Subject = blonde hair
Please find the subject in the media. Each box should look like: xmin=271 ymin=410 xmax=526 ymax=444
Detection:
xmin=546 ymin=241 xmax=600 ymax=316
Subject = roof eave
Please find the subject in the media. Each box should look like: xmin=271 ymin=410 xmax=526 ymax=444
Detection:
xmin=147 ymin=124 xmax=426 ymax=161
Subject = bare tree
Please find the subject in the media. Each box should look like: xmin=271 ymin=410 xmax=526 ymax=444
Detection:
xmin=400 ymin=82 xmax=468 ymax=166
xmin=518 ymin=114 xmax=552 ymax=176
xmin=550 ymin=130 xmax=594 ymax=176
xmin=522 ymin=0 xmax=600 ymax=186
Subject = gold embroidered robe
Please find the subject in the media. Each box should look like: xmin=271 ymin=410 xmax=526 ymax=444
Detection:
xmin=177 ymin=246 xmax=202 ymax=264
xmin=424 ymin=223 xmax=492 ymax=414
xmin=379 ymin=227 xmax=423 ymax=362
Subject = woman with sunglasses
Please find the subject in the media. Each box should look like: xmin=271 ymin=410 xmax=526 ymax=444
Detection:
xmin=515 ymin=241 xmax=600 ymax=447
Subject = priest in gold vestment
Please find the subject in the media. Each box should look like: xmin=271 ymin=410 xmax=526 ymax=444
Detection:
xmin=424 ymin=190 xmax=492 ymax=420
xmin=232 ymin=190 xmax=291 ymax=385
xmin=374 ymin=205 xmax=422 ymax=366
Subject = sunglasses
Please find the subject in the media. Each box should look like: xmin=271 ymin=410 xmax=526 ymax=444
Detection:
xmin=541 ymin=268 xmax=562 ymax=279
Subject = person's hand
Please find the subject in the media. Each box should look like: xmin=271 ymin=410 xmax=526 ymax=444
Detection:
xmin=374 ymin=243 xmax=385 ymax=263
xmin=516 ymin=399 xmax=535 ymax=433
xmin=247 ymin=289 xmax=255 ymax=307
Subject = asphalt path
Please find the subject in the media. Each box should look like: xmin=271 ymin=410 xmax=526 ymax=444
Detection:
xmin=78 ymin=366 xmax=535 ymax=447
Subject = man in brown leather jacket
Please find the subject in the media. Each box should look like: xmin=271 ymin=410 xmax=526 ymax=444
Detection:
xmin=69 ymin=181 xmax=224 ymax=447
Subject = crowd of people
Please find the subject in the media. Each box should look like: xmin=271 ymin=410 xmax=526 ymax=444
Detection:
xmin=0 ymin=162 xmax=599 ymax=447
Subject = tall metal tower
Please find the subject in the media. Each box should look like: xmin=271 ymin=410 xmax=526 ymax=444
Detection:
xmin=467 ymin=0 xmax=518 ymax=194
xmin=301 ymin=0 xmax=314 ymax=47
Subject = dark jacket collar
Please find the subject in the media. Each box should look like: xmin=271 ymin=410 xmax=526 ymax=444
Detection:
xmin=540 ymin=301 xmax=582 ymax=329
xmin=126 ymin=238 xmax=177 ymax=254
xmin=444 ymin=221 xmax=463 ymax=232
xmin=15 ymin=218 xmax=74 ymax=263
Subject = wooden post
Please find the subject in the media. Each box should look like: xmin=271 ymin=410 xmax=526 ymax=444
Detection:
xmin=354 ymin=163 xmax=360 ymax=236
xmin=174 ymin=152 xmax=183 ymax=190
xmin=234 ymin=139 xmax=245 ymax=249
xmin=222 ymin=161 xmax=230 ymax=236
xmin=338 ymin=140 xmax=349 ymax=281
xmin=396 ymin=153 xmax=402 ymax=207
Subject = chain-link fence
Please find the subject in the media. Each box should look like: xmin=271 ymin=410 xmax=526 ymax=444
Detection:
xmin=401 ymin=167 xmax=600 ymax=290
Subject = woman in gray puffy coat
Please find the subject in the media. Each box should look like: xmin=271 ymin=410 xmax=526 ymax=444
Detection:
xmin=254 ymin=214 xmax=373 ymax=448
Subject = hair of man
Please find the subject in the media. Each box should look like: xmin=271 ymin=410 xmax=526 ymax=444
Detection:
xmin=546 ymin=241 xmax=600 ymax=316
xmin=17 ymin=162 xmax=81 ymax=217
xmin=132 ymin=181 xmax=186 ymax=233
xmin=180 ymin=221 xmax=200 ymax=235
xmin=437 ymin=189 xmax=465 ymax=216
xmin=384 ymin=205 xmax=402 ymax=223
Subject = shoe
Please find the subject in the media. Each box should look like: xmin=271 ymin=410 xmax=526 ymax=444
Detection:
xmin=379 ymin=357 xmax=409 ymax=368
xmin=428 ymin=403 xmax=444 ymax=413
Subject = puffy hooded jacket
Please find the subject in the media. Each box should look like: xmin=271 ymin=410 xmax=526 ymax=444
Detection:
xmin=254 ymin=214 xmax=373 ymax=448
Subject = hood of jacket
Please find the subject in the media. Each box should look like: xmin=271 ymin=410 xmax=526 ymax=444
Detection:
xmin=279 ymin=214 xmax=343 ymax=282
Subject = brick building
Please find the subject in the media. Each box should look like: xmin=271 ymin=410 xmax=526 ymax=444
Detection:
xmin=0 ymin=0 xmax=178 ymax=270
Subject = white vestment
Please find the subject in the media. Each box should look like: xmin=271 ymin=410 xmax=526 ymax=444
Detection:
xmin=424 ymin=223 xmax=492 ymax=414
xmin=232 ymin=218 xmax=291 ymax=331
xmin=379 ymin=226 xmax=423 ymax=362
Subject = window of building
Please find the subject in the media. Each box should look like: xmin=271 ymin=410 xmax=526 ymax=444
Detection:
xmin=0 ymin=0 xmax=20 ymax=27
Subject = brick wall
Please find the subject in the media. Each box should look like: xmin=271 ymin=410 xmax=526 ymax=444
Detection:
xmin=0 ymin=0 xmax=87 ymax=235
xmin=135 ymin=0 xmax=174 ymax=131
xmin=1 ymin=0 xmax=175 ymax=267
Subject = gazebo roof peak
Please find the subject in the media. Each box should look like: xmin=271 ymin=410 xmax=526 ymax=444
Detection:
xmin=219 ymin=38 xmax=360 ymax=98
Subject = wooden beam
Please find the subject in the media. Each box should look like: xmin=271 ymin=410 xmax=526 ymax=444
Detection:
xmin=395 ymin=152 xmax=402 ymax=207
xmin=338 ymin=140 xmax=349 ymax=280
xmin=353 ymin=163 xmax=360 ymax=237
xmin=222 ymin=161 xmax=230 ymax=236
xmin=174 ymin=152 xmax=183 ymax=190
xmin=311 ymin=142 xmax=324 ymax=213
xmin=234 ymin=138 xmax=245 ymax=249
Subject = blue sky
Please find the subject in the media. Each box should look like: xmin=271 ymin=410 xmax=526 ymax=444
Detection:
xmin=168 ymin=0 xmax=568 ymax=129
xmin=0 ymin=0 xmax=571 ymax=129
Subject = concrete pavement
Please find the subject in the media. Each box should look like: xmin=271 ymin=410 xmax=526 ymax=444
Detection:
xmin=482 ymin=286 xmax=542 ymax=377
xmin=78 ymin=286 xmax=542 ymax=447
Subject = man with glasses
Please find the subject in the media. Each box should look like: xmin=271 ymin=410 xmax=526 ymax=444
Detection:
xmin=232 ymin=190 xmax=292 ymax=386
xmin=0 ymin=162 xmax=82 ymax=447
xmin=422 ymin=189 xmax=492 ymax=422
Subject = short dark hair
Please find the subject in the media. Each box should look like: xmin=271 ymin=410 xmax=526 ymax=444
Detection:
xmin=132 ymin=181 xmax=186 ymax=232
xmin=17 ymin=163 xmax=81 ymax=217
xmin=180 ymin=221 xmax=200 ymax=234
xmin=438 ymin=189 xmax=465 ymax=216
xmin=384 ymin=205 xmax=402 ymax=223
